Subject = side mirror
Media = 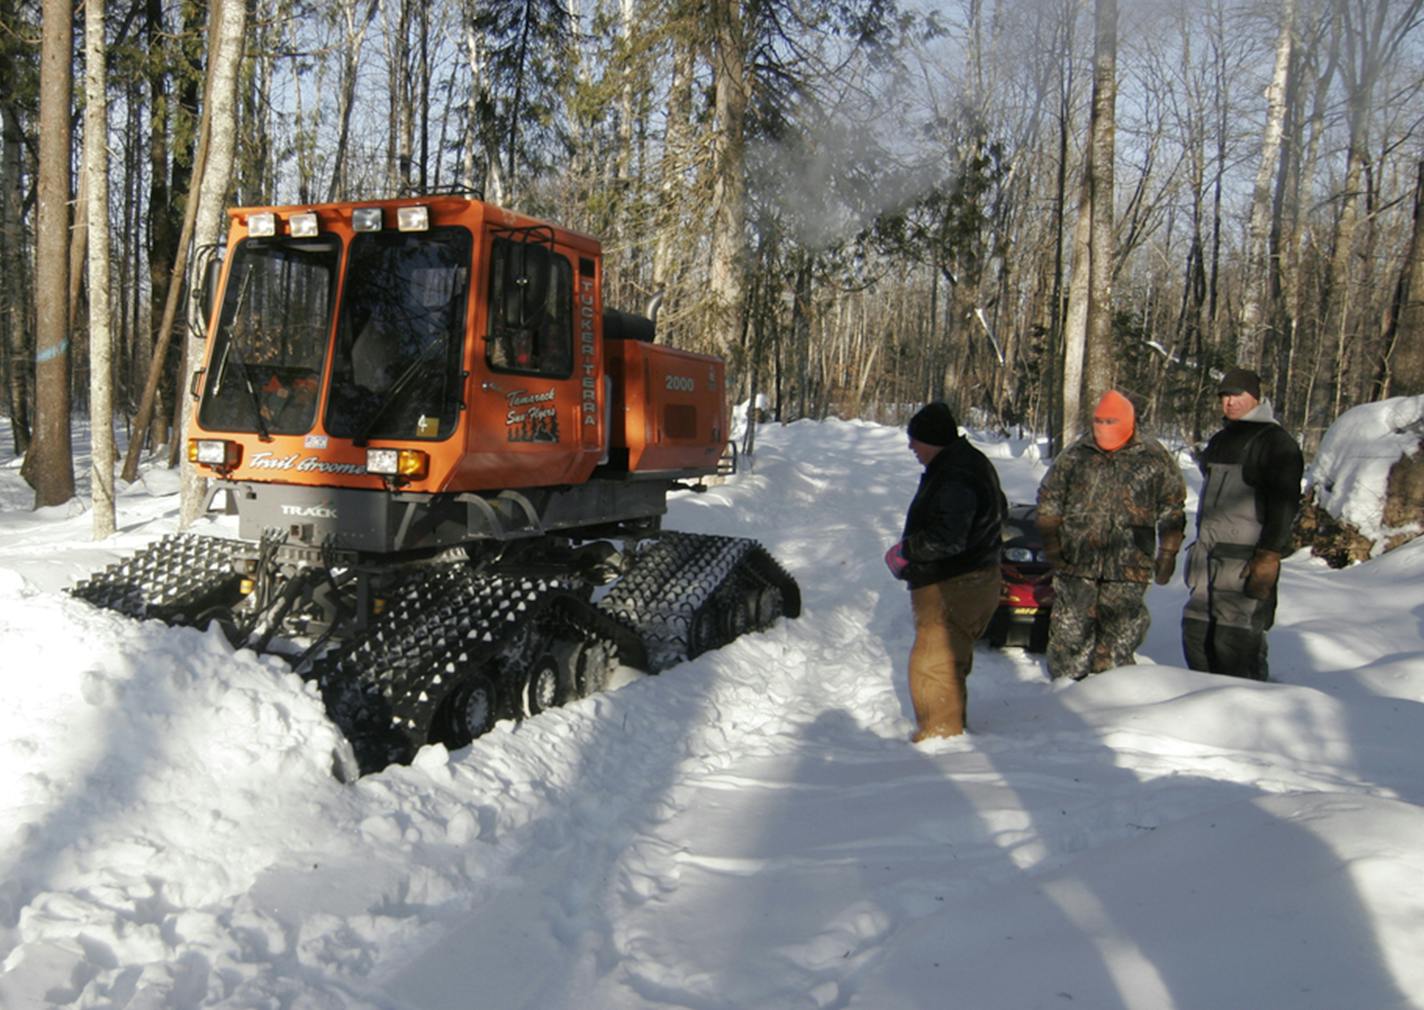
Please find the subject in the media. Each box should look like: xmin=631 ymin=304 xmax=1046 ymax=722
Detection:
xmin=200 ymin=257 xmax=223 ymax=336
xmin=188 ymin=245 xmax=225 ymax=339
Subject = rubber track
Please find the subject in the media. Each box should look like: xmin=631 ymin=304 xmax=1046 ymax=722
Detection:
xmin=598 ymin=531 xmax=797 ymax=671
xmin=68 ymin=533 xmax=243 ymax=624
xmin=309 ymin=566 xmax=541 ymax=770
xmin=310 ymin=565 xmax=640 ymax=773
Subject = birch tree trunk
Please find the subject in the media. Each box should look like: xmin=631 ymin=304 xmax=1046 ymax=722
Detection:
xmin=86 ymin=0 xmax=115 ymax=538
xmin=1060 ymin=166 xmax=1091 ymax=447
xmin=708 ymin=0 xmax=749 ymax=359
xmin=29 ymin=0 xmax=76 ymax=506
xmin=652 ymin=32 xmax=695 ymax=303
xmin=179 ymin=0 xmax=248 ymax=526
xmin=1082 ymin=0 xmax=1117 ymax=403
xmin=1237 ymin=0 xmax=1295 ymax=371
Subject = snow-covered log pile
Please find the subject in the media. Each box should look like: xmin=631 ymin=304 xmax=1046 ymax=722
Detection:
xmin=1298 ymin=395 xmax=1424 ymax=566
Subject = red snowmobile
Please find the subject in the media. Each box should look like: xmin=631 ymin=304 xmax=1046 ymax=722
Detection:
xmin=983 ymin=503 xmax=1053 ymax=652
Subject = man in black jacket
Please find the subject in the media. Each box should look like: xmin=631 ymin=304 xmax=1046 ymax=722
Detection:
xmin=885 ymin=402 xmax=1006 ymax=739
xmin=1182 ymin=367 xmax=1304 ymax=680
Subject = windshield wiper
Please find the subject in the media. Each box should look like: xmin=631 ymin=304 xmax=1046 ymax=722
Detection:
xmin=351 ymin=336 xmax=447 ymax=446
xmin=210 ymin=268 xmax=272 ymax=441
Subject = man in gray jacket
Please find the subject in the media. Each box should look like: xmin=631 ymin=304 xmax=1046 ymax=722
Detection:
xmin=1182 ymin=367 xmax=1304 ymax=680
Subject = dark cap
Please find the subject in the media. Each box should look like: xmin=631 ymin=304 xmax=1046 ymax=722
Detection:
xmin=1217 ymin=367 xmax=1261 ymax=400
xmin=908 ymin=402 xmax=958 ymax=446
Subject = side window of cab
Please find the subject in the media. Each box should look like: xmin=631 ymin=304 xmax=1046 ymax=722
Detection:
xmin=486 ymin=235 xmax=573 ymax=378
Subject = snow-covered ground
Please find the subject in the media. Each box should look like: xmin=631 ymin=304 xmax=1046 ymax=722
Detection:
xmin=2 ymin=411 xmax=1422 ymax=1009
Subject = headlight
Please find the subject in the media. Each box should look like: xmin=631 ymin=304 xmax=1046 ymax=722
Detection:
xmin=366 ymin=447 xmax=428 ymax=479
xmin=247 ymin=212 xmax=276 ymax=237
xmin=352 ymin=207 xmax=383 ymax=232
xmin=289 ymin=211 xmax=319 ymax=237
xmin=187 ymin=438 xmax=241 ymax=468
xmin=1003 ymin=546 xmax=1036 ymax=563
xmin=366 ymin=448 xmax=399 ymax=474
xmin=396 ymin=205 xmax=430 ymax=232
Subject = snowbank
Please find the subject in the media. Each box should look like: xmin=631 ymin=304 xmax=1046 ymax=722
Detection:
xmin=1 ymin=416 xmax=1422 ymax=1008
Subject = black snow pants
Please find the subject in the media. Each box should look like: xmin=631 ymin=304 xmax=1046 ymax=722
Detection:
xmin=1182 ymin=456 xmax=1274 ymax=681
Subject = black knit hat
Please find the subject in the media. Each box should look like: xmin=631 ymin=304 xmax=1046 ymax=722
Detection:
xmin=1217 ymin=367 xmax=1262 ymax=400
xmin=908 ymin=402 xmax=958 ymax=446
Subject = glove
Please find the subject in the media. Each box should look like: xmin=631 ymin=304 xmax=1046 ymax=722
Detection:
xmin=1244 ymin=549 xmax=1281 ymax=600
xmin=884 ymin=541 xmax=909 ymax=579
xmin=1153 ymin=529 xmax=1184 ymax=585
xmin=1036 ymin=516 xmax=1063 ymax=569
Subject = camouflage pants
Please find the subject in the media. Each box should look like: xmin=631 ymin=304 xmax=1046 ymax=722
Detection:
xmin=1046 ymin=574 xmax=1150 ymax=681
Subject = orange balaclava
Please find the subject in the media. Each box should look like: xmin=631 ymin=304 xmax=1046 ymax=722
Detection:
xmin=1092 ymin=390 xmax=1135 ymax=452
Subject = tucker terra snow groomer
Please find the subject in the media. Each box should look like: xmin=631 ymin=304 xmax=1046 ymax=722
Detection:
xmin=73 ymin=195 xmax=799 ymax=776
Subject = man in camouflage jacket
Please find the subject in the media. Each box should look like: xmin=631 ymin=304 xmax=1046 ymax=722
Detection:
xmin=1036 ymin=391 xmax=1187 ymax=681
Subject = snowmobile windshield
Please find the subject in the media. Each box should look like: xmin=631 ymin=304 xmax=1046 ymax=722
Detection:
xmin=325 ymin=226 xmax=472 ymax=443
xmin=197 ymin=236 xmax=340 ymax=437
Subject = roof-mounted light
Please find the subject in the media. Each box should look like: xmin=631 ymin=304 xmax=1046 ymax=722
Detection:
xmin=352 ymin=207 xmax=383 ymax=232
xmin=396 ymin=205 xmax=430 ymax=232
xmin=247 ymin=212 xmax=277 ymax=237
xmin=289 ymin=212 xmax=319 ymax=238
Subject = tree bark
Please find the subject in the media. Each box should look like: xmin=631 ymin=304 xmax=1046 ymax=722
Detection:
xmin=29 ymin=0 xmax=76 ymax=506
xmin=86 ymin=0 xmax=116 ymax=538
xmin=652 ymin=32 xmax=695 ymax=306
xmin=708 ymin=0 xmax=749 ymax=361
xmin=1 ymin=29 xmax=31 ymax=456
xmin=179 ymin=0 xmax=248 ymax=526
xmin=1238 ymin=0 xmax=1296 ymax=371
xmin=1082 ymin=0 xmax=1117 ymax=405
xmin=1060 ymin=164 xmax=1091 ymax=447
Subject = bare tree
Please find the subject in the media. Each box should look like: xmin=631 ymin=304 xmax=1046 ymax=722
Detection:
xmin=708 ymin=0 xmax=750 ymax=360
xmin=1384 ymin=159 xmax=1424 ymax=395
xmin=86 ymin=0 xmax=115 ymax=537
xmin=120 ymin=13 xmax=218 ymax=485
xmin=179 ymin=0 xmax=248 ymax=526
xmin=1060 ymin=161 xmax=1092 ymax=445
xmin=1059 ymin=0 xmax=1118 ymax=442
xmin=327 ymin=0 xmax=381 ymax=201
xmin=1323 ymin=0 xmax=1424 ymax=418
xmin=0 ymin=0 xmax=31 ymax=457
xmin=1083 ymin=0 xmax=1118 ymax=403
xmin=28 ymin=0 xmax=75 ymax=506
xmin=1238 ymin=0 xmax=1297 ymax=371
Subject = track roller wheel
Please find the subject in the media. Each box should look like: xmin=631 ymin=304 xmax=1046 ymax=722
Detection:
xmin=724 ymin=589 xmax=754 ymax=640
xmin=688 ymin=605 xmax=721 ymax=658
xmin=573 ymin=639 xmax=617 ymax=697
xmin=434 ymin=672 xmax=500 ymax=750
xmin=523 ymin=652 xmax=566 ymax=716
xmin=752 ymin=585 xmax=784 ymax=630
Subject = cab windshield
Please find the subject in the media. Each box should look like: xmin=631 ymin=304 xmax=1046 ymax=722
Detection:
xmin=325 ymin=227 xmax=472 ymax=442
xmin=198 ymin=237 xmax=339 ymax=437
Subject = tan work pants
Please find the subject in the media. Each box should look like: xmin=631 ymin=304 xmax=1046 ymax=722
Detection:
xmin=908 ymin=565 xmax=1002 ymax=740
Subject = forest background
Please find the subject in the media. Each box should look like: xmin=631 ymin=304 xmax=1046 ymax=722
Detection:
xmin=2 ymin=0 xmax=1423 ymax=522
